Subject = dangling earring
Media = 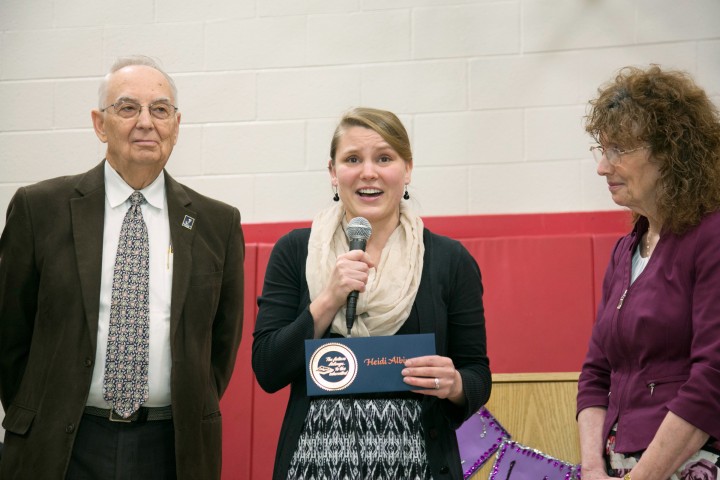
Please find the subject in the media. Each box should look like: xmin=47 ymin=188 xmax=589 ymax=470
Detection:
xmin=403 ymin=185 xmax=410 ymax=200
xmin=333 ymin=186 xmax=339 ymax=202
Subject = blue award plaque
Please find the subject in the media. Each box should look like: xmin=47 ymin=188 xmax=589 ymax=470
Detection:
xmin=305 ymin=333 xmax=436 ymax=396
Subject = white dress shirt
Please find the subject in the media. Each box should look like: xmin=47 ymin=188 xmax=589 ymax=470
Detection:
xmin=86 ymin=162 xmax=173 ymax=408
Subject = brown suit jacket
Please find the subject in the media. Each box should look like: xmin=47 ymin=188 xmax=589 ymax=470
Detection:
xmin=0 ymin=161 xmax=245 ymax=479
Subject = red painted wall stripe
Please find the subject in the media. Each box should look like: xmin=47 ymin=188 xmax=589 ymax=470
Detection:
xmin=241 ymin=210 xmax=631 ymax=244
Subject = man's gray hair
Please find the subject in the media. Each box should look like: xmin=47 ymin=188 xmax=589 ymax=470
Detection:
xmin=97 ymin=55 xmax=178 ymax=108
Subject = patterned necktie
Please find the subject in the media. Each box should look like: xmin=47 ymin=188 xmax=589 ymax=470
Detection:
xmin=103 ymin=191 xmax=150 ymax=418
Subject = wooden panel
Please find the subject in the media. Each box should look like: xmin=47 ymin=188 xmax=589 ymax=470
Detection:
xmin=470 ymin=373 xmax=581 ymax=479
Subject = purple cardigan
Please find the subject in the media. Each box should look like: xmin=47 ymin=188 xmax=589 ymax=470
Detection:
xmin=577 ymin=212 xmax=720 ymax=453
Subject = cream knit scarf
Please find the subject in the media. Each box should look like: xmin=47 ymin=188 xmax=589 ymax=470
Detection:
xmin=306 ymin=202 xmax=424 ymax=337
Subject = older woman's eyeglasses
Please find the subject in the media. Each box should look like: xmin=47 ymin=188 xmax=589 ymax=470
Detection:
xmin=590 ymin=145 xmax=649 ymax=166
xmin=101 ymin=100 xmax=178 ymax=120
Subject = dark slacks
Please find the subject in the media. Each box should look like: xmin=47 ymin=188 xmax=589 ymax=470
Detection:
xmin=66 ymin=413 xmax=176 ymax=480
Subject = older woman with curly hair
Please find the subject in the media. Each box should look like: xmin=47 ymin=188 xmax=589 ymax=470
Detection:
xmin=577 ymin=65 xmax=720 ymax=480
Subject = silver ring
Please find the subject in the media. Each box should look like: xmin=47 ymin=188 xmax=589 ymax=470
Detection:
xmin=434 ymin=377 xmax=440 ymax=390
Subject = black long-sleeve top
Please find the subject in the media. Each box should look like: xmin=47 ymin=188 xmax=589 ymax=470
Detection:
xmin=252 ymin=227 xmax=491 ymax=480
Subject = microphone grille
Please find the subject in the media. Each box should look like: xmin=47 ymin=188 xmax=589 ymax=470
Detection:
xmin=346 ymin=217 xmax=372 ymax=241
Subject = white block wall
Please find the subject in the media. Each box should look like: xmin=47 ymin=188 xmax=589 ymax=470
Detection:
xmin=2 ymin=0 xmax=720 ymax=228
xmin=1 ymin=0 xmax=719 ymax=445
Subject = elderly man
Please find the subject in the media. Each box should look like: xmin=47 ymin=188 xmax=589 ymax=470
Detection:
xmin=0 ymin=56 xmax=244 ymax=479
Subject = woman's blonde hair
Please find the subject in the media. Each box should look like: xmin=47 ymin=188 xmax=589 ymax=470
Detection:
xmin=330 ymin=107 xmax=412 ymax=165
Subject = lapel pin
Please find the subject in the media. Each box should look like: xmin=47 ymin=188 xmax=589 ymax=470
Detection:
xmin=182 ymin=215 xmax=195 ymax=230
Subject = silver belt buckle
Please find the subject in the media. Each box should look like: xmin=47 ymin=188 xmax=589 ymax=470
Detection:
xmin=108 ymin=409 xmax=133 ymax=423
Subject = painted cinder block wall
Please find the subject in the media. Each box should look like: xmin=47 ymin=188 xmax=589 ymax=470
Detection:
xmin=1 ymin=0 xmax=719 ymax=230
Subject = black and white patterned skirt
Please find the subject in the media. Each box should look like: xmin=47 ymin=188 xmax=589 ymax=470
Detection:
xmin=287 ymin=396 xmax=431 ymax=480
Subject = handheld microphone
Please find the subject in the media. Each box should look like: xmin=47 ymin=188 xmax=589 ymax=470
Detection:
xmin=345 ymin=217 xmax=372 ymax=335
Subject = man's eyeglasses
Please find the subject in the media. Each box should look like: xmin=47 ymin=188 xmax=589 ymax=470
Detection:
xmin=101 ymin=100 xmax=178 ymax=120
xmin=590 ymin=144 xmax=649 ymax=166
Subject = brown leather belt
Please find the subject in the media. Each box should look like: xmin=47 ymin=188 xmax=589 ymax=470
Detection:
xmin=84 ymin=405 xmax=172 ymax=423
